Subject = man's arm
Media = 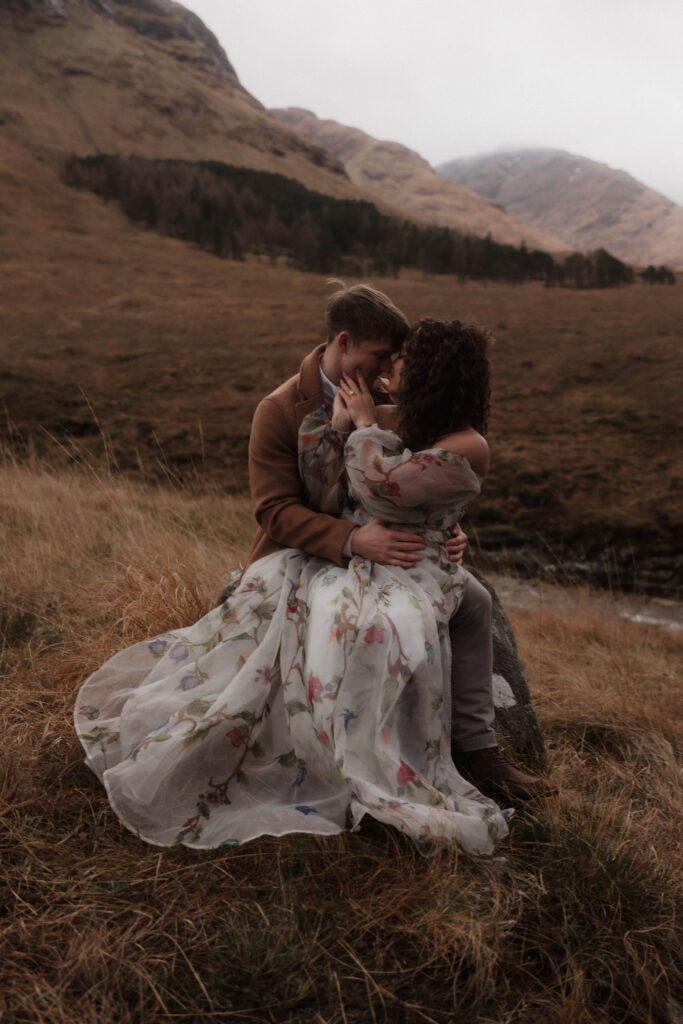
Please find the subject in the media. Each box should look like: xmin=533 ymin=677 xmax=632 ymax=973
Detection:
xmin=249 ymin=397 xmax=355 ymax=566
xmin=250 ymin=397 xmax=426 ymax=568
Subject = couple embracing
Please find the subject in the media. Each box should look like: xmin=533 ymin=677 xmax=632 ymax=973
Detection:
xmin=76 ymin=283 xmax=551 ymax=857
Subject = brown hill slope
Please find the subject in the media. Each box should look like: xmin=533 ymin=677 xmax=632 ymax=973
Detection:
xmin=436 ymin=149 xmax=683 ymax=270
xmin=269 ymin=107 xmax=567 ymax=253
xmin=0 ymin=0 xmax=368 ymax=248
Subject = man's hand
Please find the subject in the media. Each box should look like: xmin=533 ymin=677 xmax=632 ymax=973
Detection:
xmin=444 ymin=524 xmax=467 ymax=565
xmin=351 ymin=518 xmax=425 ymax=567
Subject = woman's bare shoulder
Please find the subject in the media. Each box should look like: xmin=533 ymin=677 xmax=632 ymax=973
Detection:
xmin=435 ymin=428 xmax=490 ymax=476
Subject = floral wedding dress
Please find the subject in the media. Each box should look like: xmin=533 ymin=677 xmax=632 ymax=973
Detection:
xmin=75 ymin=410 xmax=509 ymax=855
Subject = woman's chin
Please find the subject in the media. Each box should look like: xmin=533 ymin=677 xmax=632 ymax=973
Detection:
xmin=378 ymin=376 xmax=397 ymax=402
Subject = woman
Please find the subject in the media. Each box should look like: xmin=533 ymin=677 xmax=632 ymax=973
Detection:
xmin=75 ymin=319 xmax=510 ymax=855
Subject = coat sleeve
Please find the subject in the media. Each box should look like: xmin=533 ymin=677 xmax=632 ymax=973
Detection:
xmin=248 ymin=397 xmax=355 ymax=566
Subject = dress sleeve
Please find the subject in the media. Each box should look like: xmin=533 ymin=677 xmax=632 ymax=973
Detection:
xmin=298 ymin=406 xmax=350 ymax=515
xmin=343 ymin=425 xmax=481 ymax=522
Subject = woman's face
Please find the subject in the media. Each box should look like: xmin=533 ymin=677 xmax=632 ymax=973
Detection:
xmin=387 ymin=348 xmax=404 ymax=402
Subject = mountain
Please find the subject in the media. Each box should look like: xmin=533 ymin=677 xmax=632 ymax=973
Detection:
xmin=0 ymin=0 xmax=374 ymax=253
xmin=269 ymin=108 xmax=567 ymax=254
xmin=436 ymin=149 xmax=683 ymax=270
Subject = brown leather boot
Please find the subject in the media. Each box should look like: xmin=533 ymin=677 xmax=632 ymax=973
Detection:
xmin=453 ymin=746 xmax=556 ymax=803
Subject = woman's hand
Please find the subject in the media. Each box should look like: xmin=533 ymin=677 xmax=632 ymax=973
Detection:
xmin=331 ymin=391 xmax=352 ymax=431
xmin=338 ymin=372 xmax=377 ymax=430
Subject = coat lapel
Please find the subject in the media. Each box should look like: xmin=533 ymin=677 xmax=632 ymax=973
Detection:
xmin=295 ymin=344 xmax=327 ymax=428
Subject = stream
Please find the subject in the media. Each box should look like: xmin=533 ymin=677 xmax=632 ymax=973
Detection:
xmin=485 ymin=572 xmax=683 ymax=634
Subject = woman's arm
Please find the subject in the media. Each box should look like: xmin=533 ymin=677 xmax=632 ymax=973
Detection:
xmin=344 ymin=426 xmax=481 ymax=522
xmin=298 ymin=403 xmax=350 ymax=515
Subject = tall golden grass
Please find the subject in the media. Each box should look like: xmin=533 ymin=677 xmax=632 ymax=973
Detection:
xmin=1 ymin=454 xmax=681 ymax=1023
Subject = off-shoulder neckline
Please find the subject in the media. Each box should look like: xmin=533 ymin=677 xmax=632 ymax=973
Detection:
xmin=425 ymin=447 xmax=481 ymax=481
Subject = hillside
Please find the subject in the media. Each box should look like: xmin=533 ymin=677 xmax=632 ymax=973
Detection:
xmin=0 ymin=0 xmax=373 ymax=256
xmin=269 ymin=107 xmax=567 ymax=253
xmin=436 ymin=148 xmax=683 ymax=270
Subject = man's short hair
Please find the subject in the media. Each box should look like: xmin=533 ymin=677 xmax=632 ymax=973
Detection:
xmin=325 ymin=282 xmax=409 ymax=349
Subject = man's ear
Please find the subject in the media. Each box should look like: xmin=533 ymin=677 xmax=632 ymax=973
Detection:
xmin=336 ymin=330 xmax=351 ymax=352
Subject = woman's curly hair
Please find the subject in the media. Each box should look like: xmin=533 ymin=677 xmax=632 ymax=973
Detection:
xmin=397 ymin=318 xmax=491 ymax=451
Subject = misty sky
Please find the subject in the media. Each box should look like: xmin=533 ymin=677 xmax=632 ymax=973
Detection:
xmin=186 ymin=0 xmax=683 ymax=206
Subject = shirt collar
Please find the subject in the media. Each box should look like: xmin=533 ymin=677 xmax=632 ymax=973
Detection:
xmin=319 ymin=361 xmax=339 ymax=402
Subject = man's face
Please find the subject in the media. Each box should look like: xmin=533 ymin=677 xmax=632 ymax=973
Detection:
xmin=339 ymin=334 xmax=396 ymax=385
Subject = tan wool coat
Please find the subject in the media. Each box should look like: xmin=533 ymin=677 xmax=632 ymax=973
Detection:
xmin=244 ymin=344 xmax=357 ymax=569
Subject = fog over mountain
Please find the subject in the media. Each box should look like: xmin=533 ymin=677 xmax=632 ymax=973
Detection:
xmin=185 ymin=0 xmax=683 ymax=210
xmin=437 ymin=149 xmax=683 ymax=270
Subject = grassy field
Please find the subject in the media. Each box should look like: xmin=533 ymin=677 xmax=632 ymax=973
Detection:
xmin=1 ymin=456 xmax=681 ymax=1023
xmin=2 ymin=183 xmax=681 ymax=589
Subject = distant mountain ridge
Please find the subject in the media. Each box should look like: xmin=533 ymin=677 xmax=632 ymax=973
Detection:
xmin=436 ymin=149 xmax=683 ymax=270
xmin=269 ymin=108 xmax=568 ymax=253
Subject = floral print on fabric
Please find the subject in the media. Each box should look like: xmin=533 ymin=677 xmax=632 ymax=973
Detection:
xmin=74 ymin=412 xmax=508 ymax=855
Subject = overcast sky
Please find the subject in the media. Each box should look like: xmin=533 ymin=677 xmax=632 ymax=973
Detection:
xmin=187 ymin=0 xmax=683 ymax=206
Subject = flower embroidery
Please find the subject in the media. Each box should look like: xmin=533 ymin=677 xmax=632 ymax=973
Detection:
xmin=342 ymin=708 xmax=358 ymax=731
xmin=180 ymin=675 xmax=200 ymax=691
xmin=169 ymin=644 xmax=188 ymax=661
xmin=307 ymin=676 xmax=323 ymax=703
xmin=397 ymin=762 xmax=416 ymax=786
xmin=364 ymin=625 xmax=385 ymax=644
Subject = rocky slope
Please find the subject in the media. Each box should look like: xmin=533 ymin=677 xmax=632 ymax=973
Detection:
xmin=437 ymin=148 xmax=683 ymax=270
xmin=1 ymin=0 xmax=242 ymax=79
xmin=269 ymin=108 xmax=567 ymax=253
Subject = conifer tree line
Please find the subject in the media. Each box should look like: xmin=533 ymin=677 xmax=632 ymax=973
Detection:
xmin=639 ymin=264 xmax=677 ymax=285
xmin=64 ymin=154 xmax=652 ymax=288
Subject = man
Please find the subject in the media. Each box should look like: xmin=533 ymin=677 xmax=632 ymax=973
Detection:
xmin=245 ymin=282 xmax=551 ymax=802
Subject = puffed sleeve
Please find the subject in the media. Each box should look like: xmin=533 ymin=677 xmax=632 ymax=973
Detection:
xmin=298 ymin=405 xmax=350 ymax=515
xmin=344 ymin=425 xmax=480 ymax=522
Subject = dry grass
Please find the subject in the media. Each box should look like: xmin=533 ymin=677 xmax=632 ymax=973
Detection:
xmin=1 ymin=457 xmax=681 ymax=1023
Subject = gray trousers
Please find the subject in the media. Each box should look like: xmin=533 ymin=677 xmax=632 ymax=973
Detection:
xmin=449 ymin=571 xmax=497 ymax=752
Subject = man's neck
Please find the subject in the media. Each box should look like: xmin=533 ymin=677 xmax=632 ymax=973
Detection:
xmin=319 ymin=346 xmax=341 ymax=385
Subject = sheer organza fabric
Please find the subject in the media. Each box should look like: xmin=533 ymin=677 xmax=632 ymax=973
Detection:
xmin=75 ymin=416 xmax=509 ymax=854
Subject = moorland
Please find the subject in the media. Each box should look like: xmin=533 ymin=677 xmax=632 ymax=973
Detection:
xmin=1 ymin=5 xmax=682 ymax=1021
xmin=2 ymin=197 xmax=681 ymax=590
xmin=1 ymin=448 xmax=681 ymax=1023
xmin=2 ymin=196 xmax=681 ymax=1023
